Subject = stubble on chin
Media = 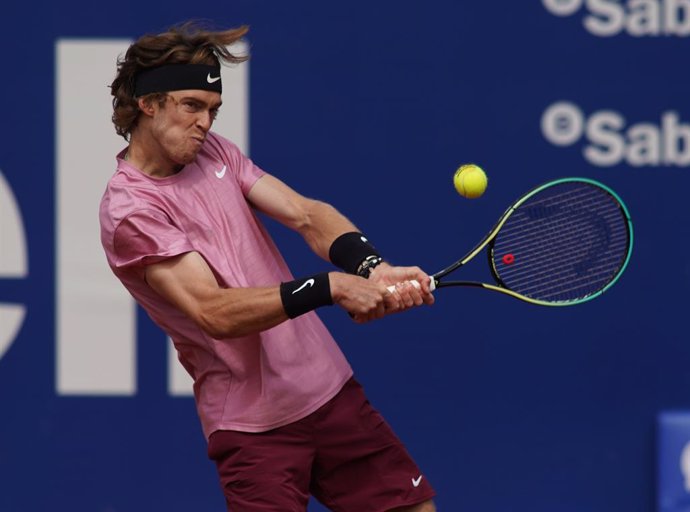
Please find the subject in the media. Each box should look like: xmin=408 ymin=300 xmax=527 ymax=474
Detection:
xmin=175 ymin=146 xmax=201 ymax=166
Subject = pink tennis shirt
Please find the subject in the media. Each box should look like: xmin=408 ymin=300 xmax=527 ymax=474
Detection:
xmin=99 ymin=131 xmax=352 ymax=438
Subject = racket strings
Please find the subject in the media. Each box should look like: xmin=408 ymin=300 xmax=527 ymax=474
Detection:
xmin=499 ymin=228 xmax=627 ymax=290
xmin=503 ymin=242 xmax=627 ymax=300
xmin=491 ymin=183 xmax=630 ymax=302
xmin=497 ymin=227 xmax=627 ymax=299
xmin=497 ymin=214 xmax=621 ymax=260
xmin=496 ymin=211 xmax=626 ymax=274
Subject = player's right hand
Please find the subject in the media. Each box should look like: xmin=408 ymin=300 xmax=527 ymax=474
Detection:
xmin=328 ymin=272 xmax=402 ymax=323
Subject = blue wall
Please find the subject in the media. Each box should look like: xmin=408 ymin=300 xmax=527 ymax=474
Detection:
xmin=1 ymin=1 xmax=689 ymax=510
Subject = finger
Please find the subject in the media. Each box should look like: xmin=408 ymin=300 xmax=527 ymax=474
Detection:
xmin=375 ymin=299 xmax=386 ymax=319
xmin=409 ymin=271 xmax=433 ymax=294
xmin=377 ymin=284 xmax=398 ymax=311
xmin=406 ymin=288 xmax=424 ymax=307
xmin=422 ymin=292 xmax=435 ymax=305
xmin=352 ymin=312 xmax=367 ymax=324
xmin=410 ymin=284 xmax=425 ymax=306
xmin=396 ymin=282 xmax=416 ymax=308
xmin=384 ymin=288 xmax=403 ymax=311
xmin=384 ymin=296 xmax=401 ymax=312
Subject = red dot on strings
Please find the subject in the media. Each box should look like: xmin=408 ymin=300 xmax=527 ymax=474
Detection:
xmin=502 ymin=254 xmax=515 ymax=265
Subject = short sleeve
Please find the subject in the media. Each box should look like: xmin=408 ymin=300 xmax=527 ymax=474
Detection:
xmin=112 ymin=209 xmax=195 ymax=269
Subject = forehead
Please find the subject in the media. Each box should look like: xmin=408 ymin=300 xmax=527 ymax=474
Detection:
xmin=169 ymin=89 xmax=222 ymax=105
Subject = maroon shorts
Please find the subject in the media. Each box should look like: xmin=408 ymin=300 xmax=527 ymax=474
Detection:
xmin=207 ymin=378 xmax=435 ymax=511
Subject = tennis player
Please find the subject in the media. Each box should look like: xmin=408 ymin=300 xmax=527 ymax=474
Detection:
xmin=100 ymin=22 xmax=436 ymax=512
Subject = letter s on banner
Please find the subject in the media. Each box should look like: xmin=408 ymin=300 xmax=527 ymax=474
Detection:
xmin=55 ymin=40 xmax=248 ymax=396
xmin=583 ymin=110 xmax=626 ymax=166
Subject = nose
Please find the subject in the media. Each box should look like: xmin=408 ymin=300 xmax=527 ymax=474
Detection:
xmin=196 ymin=111 xmax=213 ymax=132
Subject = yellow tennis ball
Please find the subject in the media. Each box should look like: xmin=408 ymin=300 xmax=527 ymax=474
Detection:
xmin=453 ymin=164 xmax=488 ymax=199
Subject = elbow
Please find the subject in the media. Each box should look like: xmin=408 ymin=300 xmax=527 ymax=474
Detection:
xmin=289 ymin=206 xmax=312 ymax=233
xmin=197 ymin=310 xmax=241 ymax=339
xmin=197 ymin=307 xmax=270 ymax=339
xmin=294 ymin=199 xmax=334 ymax=235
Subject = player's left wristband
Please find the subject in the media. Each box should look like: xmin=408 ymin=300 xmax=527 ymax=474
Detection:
xmin=280 ymin=273 xmax=333 ymax=319
xmin=356 ymin=255 xmax=384 ymax=279
xmin=329 ymin=232 xmax=384 ymax=277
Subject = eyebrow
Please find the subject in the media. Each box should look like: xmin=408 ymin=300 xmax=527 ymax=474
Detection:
xmin=178 ymin=95 xmax=223 ymax=109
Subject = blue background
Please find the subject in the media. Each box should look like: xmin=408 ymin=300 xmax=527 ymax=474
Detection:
xmin=2 ymin=1 xmax=689 ymax=511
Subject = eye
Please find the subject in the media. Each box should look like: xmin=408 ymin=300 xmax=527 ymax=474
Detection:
xmin=210 ymin=108 xmax=220 ymax=120
xmin=182 ymin=101 xmax=202 ymax=113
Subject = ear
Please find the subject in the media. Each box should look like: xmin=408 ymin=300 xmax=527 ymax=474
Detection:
xmin=137 ymin=96 xmax=157 ymax=117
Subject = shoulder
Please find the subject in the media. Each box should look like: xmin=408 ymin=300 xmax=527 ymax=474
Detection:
xmin=102 ymin=168 xmax=157 ymax=207
xmin=99 ymin=168 xmax=163 ymax=229
xmin=202 ymin=131 xmax=244 ymax=161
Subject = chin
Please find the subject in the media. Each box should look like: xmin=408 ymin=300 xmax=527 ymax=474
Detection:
xmin=177 ymin=151 xmax=199 ymax=165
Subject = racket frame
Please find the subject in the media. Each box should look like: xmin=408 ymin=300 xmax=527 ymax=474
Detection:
xmin=432 ymin=177 xmax=634 ymax=306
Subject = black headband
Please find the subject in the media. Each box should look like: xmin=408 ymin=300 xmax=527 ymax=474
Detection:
xmin=134 ymin=64 xmax=222 ymax=96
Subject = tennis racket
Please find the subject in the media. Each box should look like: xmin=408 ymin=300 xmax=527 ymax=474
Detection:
xmin=393 ymin=177 xmax=633 ymax=306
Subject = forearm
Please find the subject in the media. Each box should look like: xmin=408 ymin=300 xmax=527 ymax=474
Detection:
xmin=145 ymin=252 xmax=291 ymax=339
xmin=190 ymin=286 xmax=288 ymax=339
xmin=247 ymin=175 xmax=359 ymax=261
xmin=296 ymin=200 xmax=360 ymax=261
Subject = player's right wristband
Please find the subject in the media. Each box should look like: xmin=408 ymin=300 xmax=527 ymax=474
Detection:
xmin=329 ymin=232 xmax=382 ymax=275
xmin=280 ymin=273 xmax=333 ymax=319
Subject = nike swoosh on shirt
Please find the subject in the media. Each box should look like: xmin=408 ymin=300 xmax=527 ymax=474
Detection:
xmin=412 ymin=475 xmax=423 ymax=487
xmin=215 ymin=166 xmax=227 ymax=179
xmin=207 ymin=73 xmax=221 ymax=83
xmin=292 ymin=279 xmax=315 ymax=294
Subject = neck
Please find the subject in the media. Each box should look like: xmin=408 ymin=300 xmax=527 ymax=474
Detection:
xmin=126 ymin=131 xmax=182 ymax=178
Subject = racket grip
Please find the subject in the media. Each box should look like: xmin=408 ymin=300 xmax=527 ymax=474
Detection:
xmin=386 ymin=279 xmax=436 ymax=293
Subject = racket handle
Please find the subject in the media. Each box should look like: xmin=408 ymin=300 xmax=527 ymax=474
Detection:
xmin=386 ymin=279 xmax=436 ymax=293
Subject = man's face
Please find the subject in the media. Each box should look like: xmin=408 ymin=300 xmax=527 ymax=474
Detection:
xmin=149 ymin=89 xmax=222 ymax=166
